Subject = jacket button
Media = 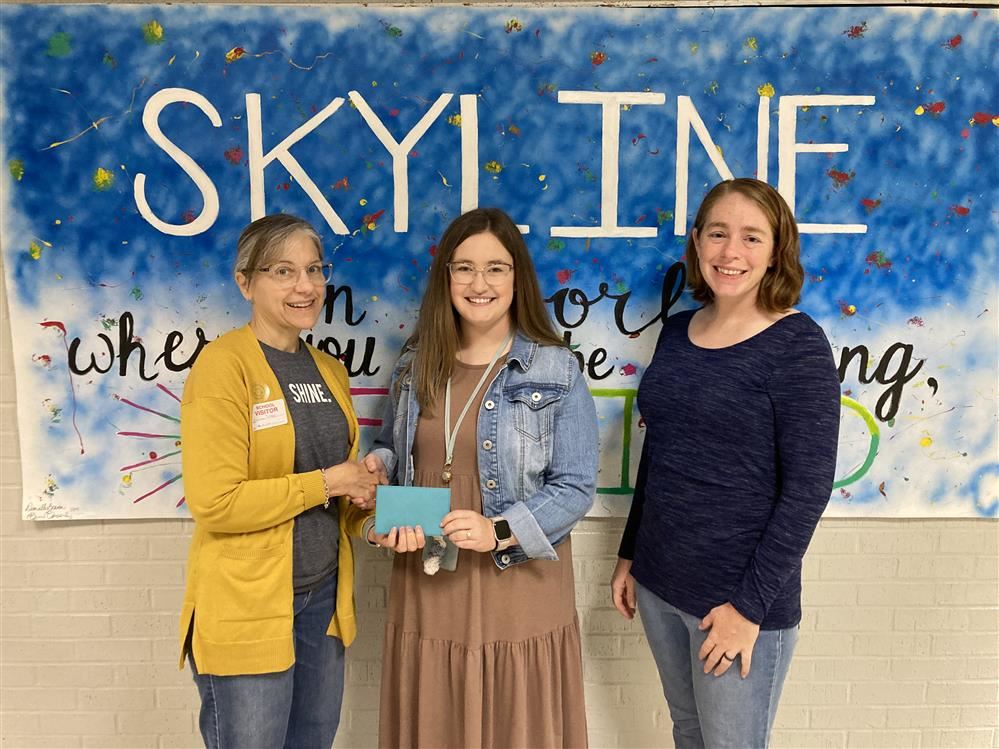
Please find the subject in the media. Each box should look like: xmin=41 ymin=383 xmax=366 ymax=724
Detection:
xmin=500 ymin=554 xmax=511 ymax=564
xmin=482 ymin=440 xmax=493 ymax=450
xmin=484 ymin=400 xmax=495 ymax=410
xmin=531 ymin=391 xmax=542 ymax=402
xmin=485 ymin=479 xmax=497 ymax=489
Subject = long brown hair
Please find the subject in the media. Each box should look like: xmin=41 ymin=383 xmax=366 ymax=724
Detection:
xmin=685 ymin=178 xmax=804 ymax=313
xmin=402 ymin=207 xmax=564 ymax=413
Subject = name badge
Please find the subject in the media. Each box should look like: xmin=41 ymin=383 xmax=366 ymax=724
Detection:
xmin=252 ymin=399 xmax=288 ymax=431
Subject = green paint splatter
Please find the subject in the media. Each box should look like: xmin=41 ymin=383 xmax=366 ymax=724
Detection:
xmin=656 ymin=209 xmax=674 ymax=226
xmin=483 ymin=160 xmax=503 ymax=175
xmin=46 ymin=32 xmax=72 ymax=58
xmin=142 ymin=20 xmax=164 ymax=45
xmin=705 ymin=81 xmax=719 ymax=96
xmin=547 ymin=239 xmax=566 ymax=251
xmin=383 ymin=22 xmax=403 ymax=37
xmin=615 ymin=280 xmax=628 ymax=294
xmin=130 ymin=287 xmax=143 ymax=301
xmin=100 ymin=316 xmax=118 ymax=331
xmin=8 ymin=159 xmax=24 ymax=181
xmin=28 ymin=241 xmax=43 ymax=260
xmin=102 ymin=52 xmax=117 ymax=68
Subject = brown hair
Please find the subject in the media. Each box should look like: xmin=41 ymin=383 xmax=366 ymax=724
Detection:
xmin=233 ymin=214 xmax=322 ymax=280
xmin=403 ymin=207 xmax=564 ymax=413
xmin=685 ymin=178 xmax=804 ymax=313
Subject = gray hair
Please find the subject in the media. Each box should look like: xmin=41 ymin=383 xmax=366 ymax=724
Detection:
xmin=233 ymin=214 xmax=323 ymax=279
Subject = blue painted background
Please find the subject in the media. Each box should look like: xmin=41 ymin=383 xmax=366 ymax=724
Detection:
xmin=1 ymin=5 xmax=995 ymax=518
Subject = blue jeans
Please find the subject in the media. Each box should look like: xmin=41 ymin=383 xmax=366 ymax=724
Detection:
xmin=190 ymin=573 xmax=345 ymax=749
xmin=635 ymin=582 xmax=797 ymax=749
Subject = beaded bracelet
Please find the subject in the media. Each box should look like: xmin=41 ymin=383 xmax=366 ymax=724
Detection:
xmin=321 ymin=468 xmax=331 ymax=509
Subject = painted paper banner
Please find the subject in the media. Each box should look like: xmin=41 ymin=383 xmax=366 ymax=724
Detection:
xmin=1 ymin=5 xmax=995 ymax=520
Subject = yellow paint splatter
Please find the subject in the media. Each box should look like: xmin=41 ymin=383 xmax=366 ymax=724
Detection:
xmin=919 ymin=435 xmax=933 ymax=448
xmin=538 ymin=174 xmax=546 ymax=182
xmin=359 ymin=198 xmax=368 ymax=206
xmin=757 ymin=83 xmax=775 ymax=98
xmin=29 ymin=241 xmax=43 ymax=260
xmin=484 ymin=160 xmax=503 ymax=174
xmin=447 ymin=113 xmax=462 ymax=127
xmin=122 ymin=473 xmax=133 ymax=487
xmin=371 ymin=295 xmax=379 ymax=302
xmin=914 ymin=105 xmax=926 ymax=116
xmin=93 ymin=167 xmax=115 ymax=191
xmin=689 ymin=42 xmax=699 ymax=55
xmin=142 ymin=19 xmax=164 ymax=45
xmin=438 ymin=172 xmax=452 ymax=187
xmin=225 ymin=47 xmax=246 ymax=64
xmin=745 ymin=37 xmax=758 ymax=51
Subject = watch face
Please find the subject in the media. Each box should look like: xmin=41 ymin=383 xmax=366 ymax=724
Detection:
xmin=493 ymin=518 xmax=512 ymax=541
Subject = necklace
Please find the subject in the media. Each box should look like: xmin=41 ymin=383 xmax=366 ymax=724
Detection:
xmin=441 ymin=331 xmax=513 ymax=484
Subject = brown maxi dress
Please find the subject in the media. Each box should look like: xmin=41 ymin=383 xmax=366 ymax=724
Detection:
xmin=379 ymin=358 xmax=588 ymax=749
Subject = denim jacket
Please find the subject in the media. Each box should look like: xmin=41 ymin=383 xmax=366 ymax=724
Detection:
xmin=370 ymin=333 xmax=598 ymax=570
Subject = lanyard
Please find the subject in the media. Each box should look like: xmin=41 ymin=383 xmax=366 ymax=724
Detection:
xmin=441 ymin=331 xmax=513 ymax=484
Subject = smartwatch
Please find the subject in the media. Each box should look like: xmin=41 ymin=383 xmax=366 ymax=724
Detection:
xmin=491 ymin=517 xmax=513 ymax=551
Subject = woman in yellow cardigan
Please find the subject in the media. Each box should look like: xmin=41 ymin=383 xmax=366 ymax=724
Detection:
xmin=179 ymin=214 xmax=382 ymax=749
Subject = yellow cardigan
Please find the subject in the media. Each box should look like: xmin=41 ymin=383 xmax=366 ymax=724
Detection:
xmin=178 ymin=324 xmax=371 ymax=676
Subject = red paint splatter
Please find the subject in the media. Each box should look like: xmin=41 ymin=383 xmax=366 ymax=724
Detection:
xmin=907 ymin=316 xmax=925 ymax=327
xmin=943 ymin=34 xmax=962 ymax=49
xmin=827 ymin=169 xmax=855 ymax=188
xmin=621 ymin=363 xmax=637 ymax=376
xmin=148 ymin=451 xmax=158 ymax=460
xmin=362 ymin=209 xmax=385 ymax=230
xmin=961 ymin=128 xmax=970 ymax=139
xmin=224 ymin=146 xmax=243 ymax=165
xmin=556 ymin=269 xmax=573 ymax=285
xmin=388 ymin=108 xmax=400 ymax=117
xmin=865 ymin=250 xmax=892 ymax=271
xmin=333 ymin=177 xmax=349 ymax=191
xmin=631 ymin=133 xmax=647 ymax=145
xmin=860 ymin=198 xmax=881 ymax=213
xmin=843 ymin=22 xmax=868 ymax=39
xmin=925 ymin=101 xmax=946 ymax=115
xmin=182 ymin=210 xmax=196 ymax=224
xmin=950 ymin=205 xmax=970 ymax=217
xmin=971 ymin=112 xmax=994 ymax=124
xmin=839 ymin=488 xmax=853 ymax=500
xmin=590 ymin=51 xmax=607 ymax=66
xmin=38 ymin=321 xmax=84 ymax=453
xmin=838 ymin=301 xmax=857 ymax=317
xmin=428 ymin=244 xmax=437 ymax=257
xmin=32 ymin=354 xmax=52 ymax=367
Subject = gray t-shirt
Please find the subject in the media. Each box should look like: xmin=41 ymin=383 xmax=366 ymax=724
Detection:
xmin=260 ymin=341 xmax=349 ymax=592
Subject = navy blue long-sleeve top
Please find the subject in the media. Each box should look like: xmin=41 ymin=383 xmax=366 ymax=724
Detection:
xmin=619 ymin=309 xmax=840 ymax=629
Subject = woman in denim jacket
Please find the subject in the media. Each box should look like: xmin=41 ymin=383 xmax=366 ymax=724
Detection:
xmin=364 ymin=207 xmax=598 ymax=748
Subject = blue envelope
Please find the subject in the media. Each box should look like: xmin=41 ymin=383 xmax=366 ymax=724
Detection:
xmin=374 ymin=485 xmax=451 ymax=535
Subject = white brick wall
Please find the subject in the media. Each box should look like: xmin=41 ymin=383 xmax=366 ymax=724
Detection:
xmin=3 ymin=266 xmax=997 ymax=749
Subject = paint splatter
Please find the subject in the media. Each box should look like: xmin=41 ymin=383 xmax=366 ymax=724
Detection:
xmin=223 ymin=146 xmax=243 ymax=165
xmin=130 ymin=287 xmax=143 ymax=301
xmin=361 ymin=209 xmax=385 ymax=232
xmin=142 ymin=20 xmax=164 ymax=45
xmin=382 ymin=22 xmax=403 ymax=38
xmin=919 ymin=435 xmax=933 ymax=448
xmin=757 ymin=83 xmax=775 ymax=98
xmin=688 ymin=42 xmax=699 ymax=55
xmin=839 ymin=487 xmax=852 ymax=500
xmin=744 ymin=37 xmax=758 ymax=51
xmin=907 ymin=316 xmax=925 ymax=327
xmin=942 ymin=34 xmax=962 ymax=49
xmin=182 ymin=209 xmax=197 ymax=224
xmin=39 ymin=321 xmax=84 ymax=454
xmin=950 ymin=204 xmax=970 ymax=217
xmin=915 ymin=101 xmax=946 ymax=116
xmin=8 ymin=159 xmax=24 ymax=181
xmin=705 ymin=81 xmax=719 ymax=96
xmin=332 ymin=176 xmax=349 ymax=191
xmin=505 ymin=18 xmax=523 ymax=33
xmin=620 ymin=363 xmax=637 ymax=376
xmin=843 ymin=22 xmax=868 ymax=39
xmin=102 ymin=52 xmax=116 ymax=68
xmin=547 ymin=239 xmax=566 ymax=252
xmin=121 ymin=473 xmax=133 ymax=488
xmin=827 ymin=169 xmax=854 ymax=188
xmin=46 ymin=32 xmax=72 ymax=57
xmin=969 ymin=111 xmax=999 ymax=127
xmin=556 ymin=269 xmax=574 ymax=285
xmin=43 ymin=476 xmax=59 ymax=498
xmin=92 ymin=167 xmax=115 ymax=191
xmin=447 ymin=113 xmax=462 ymax=127
xmin=865 ymin=250 xmax=892 ymax=271
xmin=590 ymin=51 xmax=607 ymax=66
xmin=878 ymin=481 xmax=887 ymax=497
xmin=483 ymin=160 xmax=503 ymax=175
xmin=631 ymin=133 xmax=647 ymax=146
xmin=43 ymin=398 xmax=62 ymax=423
xmin=839 ymin=301 xmax=857 ymax=317
xmin=578 ymin=163 xmax=597 ymax=182
xmin=28 ymin=241 xmax=43 ymax=260
xmin=32 ymin=354 xmax=52 ymax=368
xmin=225 ymin=47 xmax=246 ymax=64
xmin=860 ymin=198 xmax=882 ymax=213
xmin=507 ymin=124 xmax=521 ymax=137
xmin=656 ymin=209 xmax=674 ymax=226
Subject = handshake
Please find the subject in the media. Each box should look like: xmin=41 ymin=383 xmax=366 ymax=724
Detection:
xmin=321 ymin=454 xmax=388 ymax=511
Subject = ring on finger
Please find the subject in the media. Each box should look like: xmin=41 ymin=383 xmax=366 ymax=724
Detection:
xmin=721 ymin=653 xmax=735 ymax=662
xmin=465 ymin=530 xmax=471 ymax=540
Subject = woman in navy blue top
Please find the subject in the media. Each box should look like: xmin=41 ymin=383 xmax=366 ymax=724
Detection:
xmin=611 ymin=178 xmax=840 ymax=749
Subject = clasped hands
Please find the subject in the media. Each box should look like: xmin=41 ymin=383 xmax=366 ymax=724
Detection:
xmin=322 ymin=453 xmax=387 ymax=511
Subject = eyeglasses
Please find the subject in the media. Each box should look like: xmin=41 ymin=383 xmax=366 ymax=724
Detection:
xmin=250 ymin=262 xmax=333 ymax=287
xmin=447 ymin=262 xmax=514 ymax=285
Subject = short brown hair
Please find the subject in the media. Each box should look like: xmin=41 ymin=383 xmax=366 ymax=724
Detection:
xmin=404 ymin=207 xmax=564 ymax=412
xmin=685 ymin=178 xmax=803 ymax=313
xmin=234 ymin=214 xmax=322 ymax=280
